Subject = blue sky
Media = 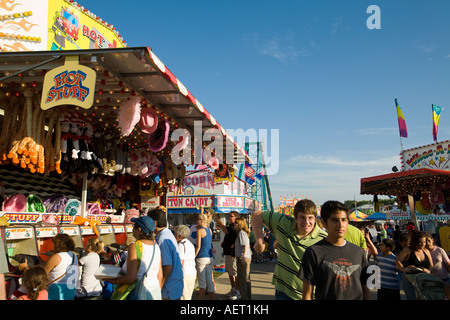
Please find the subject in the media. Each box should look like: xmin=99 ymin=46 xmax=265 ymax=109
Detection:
xmin=81 ymin=0 xmax=450 ymax=206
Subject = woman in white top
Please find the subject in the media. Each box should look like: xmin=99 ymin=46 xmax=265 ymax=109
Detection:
xmin=108 ymin=216 xmax=162 ymax=300
xmin=173 ymin=224 xmax=197 ymax=300
xmin=44 ymin=233 xmax=79 ymax=300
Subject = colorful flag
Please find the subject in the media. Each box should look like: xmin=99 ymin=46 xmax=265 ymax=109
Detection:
xmin=432 ymin=104 xmax=442 ymax=143
xmin=244 ymin=163 xmax=255 ymax=177
xmin=255 ymin=168 xmax=265 ymax=180
xmin=245 ymin=175 xmax=255 ymax=185
xmin=395 ymin=99 xmax=408 ymax=138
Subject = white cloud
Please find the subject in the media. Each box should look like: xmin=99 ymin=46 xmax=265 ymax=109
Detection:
xmin=331 ymin=16 xmax=343 ymax=34
xmin=243 ymin=31 xmax=309 ymax=63
xmin=354 ymin=127 xmax=397 ymax=136
xmin=268 ymin=153 xmax=400 ymax=205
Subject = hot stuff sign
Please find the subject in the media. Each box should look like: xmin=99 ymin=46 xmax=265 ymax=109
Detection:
xmin=41 ymin=55 xmax=96 ymax=110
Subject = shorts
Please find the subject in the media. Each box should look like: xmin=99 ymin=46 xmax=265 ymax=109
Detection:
xmin=225 ymin=255 xmax=237 ymax=277
xmin=196 ymin=257 xmax=214 ymax=292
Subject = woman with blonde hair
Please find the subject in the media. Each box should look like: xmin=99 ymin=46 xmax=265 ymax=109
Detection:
xmin=231 ymin=217 xmax=252 ymax=300
xmin=75 ymin=237 xmax=103 ymax=299
xmin=195 ymin=212 xmax=215 ymax=300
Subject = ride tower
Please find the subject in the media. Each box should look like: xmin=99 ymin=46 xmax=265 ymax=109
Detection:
xmin=243 ymin=141 xmax=273 ymax=212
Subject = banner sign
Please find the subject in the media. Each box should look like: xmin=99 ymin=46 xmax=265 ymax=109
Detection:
xmin=167 ymin=196 xmax=214 ymax=209
xmin=35 ymin=227 xmax=58 ymax=238
xmin=1 ymin=212 xmax=111 ymax=224
xmin=217 ymin=196 xmax=244 ymax=208
xmin=4 ymin=227 xmax=34 ymax=240
xmin=401 ymin=140 xmax=450 ymax=171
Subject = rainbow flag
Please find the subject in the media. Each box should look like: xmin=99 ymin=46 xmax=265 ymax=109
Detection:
xmin=432 ymin=104 xmax=442 ymax=142
xmin=395 ymin=99 xmax=408 ymax=138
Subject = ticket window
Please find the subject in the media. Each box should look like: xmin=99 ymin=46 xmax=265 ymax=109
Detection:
xmin=4 ymin=226 xmax=39 ymax=270
xmin=35 ymin=226 xmax=59 ymax=262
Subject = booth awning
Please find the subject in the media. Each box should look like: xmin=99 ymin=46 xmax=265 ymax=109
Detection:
xmin=0 ymin=167 xmax=80 ymax=200
xmin=0 ymin=47 xmax=250 ymax=164
xmin=360 ymin=168 xmax=450 ymax=196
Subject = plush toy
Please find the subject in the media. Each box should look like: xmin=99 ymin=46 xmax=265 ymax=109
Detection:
xmin=72 ymin=216 xmax=101 ymax=237
xmin=430 ymin=183 xmax=444 ymax=206
xmin=414 ymin=193 xmax=432 ymax=215
xmin=130 ymin=149 xmax=161 ymax=178
xmin=102 ymin=129 xmax=119 ymax=176
xmin=0 ymin=216 xmax=10 ymax=226
xmin=118 ymin=96 xmax=141 ymax=136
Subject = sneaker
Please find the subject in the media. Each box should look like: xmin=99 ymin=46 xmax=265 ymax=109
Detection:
xmin=225 ymin=289 xmax=236 ymax=297
xmin=228 ymin=291 xmax=241 ymax=300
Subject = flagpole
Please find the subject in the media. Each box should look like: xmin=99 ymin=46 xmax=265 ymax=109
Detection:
xmin=432 ymin=104 xmax=434 ymax=143
xmin=399 ymin=134 xmax=404 ymax=153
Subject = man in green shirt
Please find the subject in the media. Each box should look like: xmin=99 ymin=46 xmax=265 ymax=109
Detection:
xmin=252 ymin=199 xmax=327 ymax=300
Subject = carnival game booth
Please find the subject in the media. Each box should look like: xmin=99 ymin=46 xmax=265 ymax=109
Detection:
xmin=0 ymin=1 xmax=251 ymax=296
xmin=0 ymin=47 xmax=250 ymax=282
xmin=361 ymin=140 xmax=450 ymax=251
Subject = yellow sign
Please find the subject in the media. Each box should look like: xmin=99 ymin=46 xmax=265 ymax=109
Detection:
xmin=47 ymin=0 xmax=124 ymax=51
xmin=41 ymin=55 xmax=96 ymax=110
xmin=0 ymin=0 xmax=125 ymax=52
xmin=214 ymin=165 xmax=235 ymax=183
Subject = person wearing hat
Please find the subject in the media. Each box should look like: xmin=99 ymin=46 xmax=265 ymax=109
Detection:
xmin=107 ymin=216 xmax=162 ymax=300
xmin=147 ymin=208 xmax=184 ymax=300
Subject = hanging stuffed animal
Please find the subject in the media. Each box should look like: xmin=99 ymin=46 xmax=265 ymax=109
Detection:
xmin=0 ymin=92 xmax=21 ymax=164
xmin=414 ymin=193 xmax=432 ymax=215
xmin=175 ymin=164 xmax=186 ymax=188
xmin=430 ymin=182 xmax=444 ymax=206
xmin=118 ymin=96 xmax=141 ymax=136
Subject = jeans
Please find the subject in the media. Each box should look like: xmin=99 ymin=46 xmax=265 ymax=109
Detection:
xmin=275 ymin=289 xmax=295 ymax=300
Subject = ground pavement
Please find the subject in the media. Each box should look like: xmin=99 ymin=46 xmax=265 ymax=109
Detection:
xmin=192 ymin=260 xmax=407 ymax=300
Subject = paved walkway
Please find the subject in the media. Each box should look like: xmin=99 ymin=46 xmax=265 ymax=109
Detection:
xmin=193 ymin=260 xmax=276 ymax=300
xmin=192 ymin=259 xmax=408 ymax=300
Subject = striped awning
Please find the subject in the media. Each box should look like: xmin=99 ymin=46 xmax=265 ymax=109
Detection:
xmin=0 ymin=167 xmax=81 ymax=200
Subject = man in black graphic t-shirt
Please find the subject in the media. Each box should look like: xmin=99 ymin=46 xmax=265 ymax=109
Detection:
xmin=299 ymin=200 xmax=371 ymax=300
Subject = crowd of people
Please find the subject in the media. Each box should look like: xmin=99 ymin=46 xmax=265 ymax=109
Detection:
xmin=251 ymin=200 xmax=449 ymax=300
xmin=0 ymin=200 xmax=448 ymax=300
